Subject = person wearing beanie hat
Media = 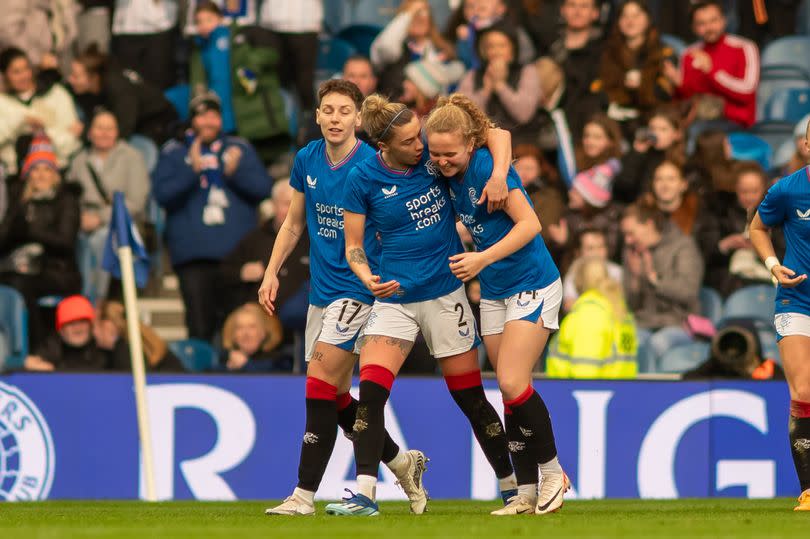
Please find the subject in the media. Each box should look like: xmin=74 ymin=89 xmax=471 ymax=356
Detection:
xmin=24 ymin=295 xmax=111 ymax=372
xmin=0 ymin=133 xmax=82 ymax=347
xmin=190 ymin=91 xmax=223 ymax=122
xmin=571 ymin=158 xmax=620 ymax=209
xmin=457 ymin=21 xmax=542 ymax=145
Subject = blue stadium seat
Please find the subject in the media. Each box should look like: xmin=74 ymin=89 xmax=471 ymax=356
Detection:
xmin=749 ymin=120 xmax=796 ymax=161
xmin=317 ymin=38 xmax=357 ymax=78
xmin=723 ymin=285 xmax=777 ymax=321
xmin=660 ymin=34 xmax=688 ymax=58
xmin=728 ymin=132 xmax=773 ymax=170
xmin=659 ymin=342 xmax=710 ymax=374
xmin=761 ymin=36 xmax=810 ymax=80
xmin=335 ymin=24 xmax=383 ymax=57
xmin=0 ymin=285 xmax=28 ymax=371
xmin=762 ymin=87 xmax=810 ymax=123
xmin=164 ymin=84 xmax=190 ymax=123
xmin=699 ymin=287 xmax=723 ymax=324
xmin=757 ymin=67 xmax=810 ymax=121
xmin=168 ymin=339 xmax=218 ymax=372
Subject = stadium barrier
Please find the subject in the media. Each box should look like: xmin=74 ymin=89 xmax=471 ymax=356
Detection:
xmin=0 ymin=374 xmax=796 ymax=501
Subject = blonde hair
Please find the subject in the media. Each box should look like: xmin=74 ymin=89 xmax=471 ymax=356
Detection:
xmin=98 ymin=301 xmax=167 ymax=368
xmin=360 ymin=94 xmax=414 ymax=144
xmin=221 ymin=303 xmax=282 ymax=353
xmin=573 ymin=257 xmax=628 ymax=320
xmin=424 ymin=93 xmax=494 ymax=149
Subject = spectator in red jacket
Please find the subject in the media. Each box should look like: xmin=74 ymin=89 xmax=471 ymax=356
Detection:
xmin=665 ymin=0 xmax=759 ymax=136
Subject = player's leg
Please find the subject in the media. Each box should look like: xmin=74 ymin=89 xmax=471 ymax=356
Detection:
xmin=425 ymin=288 xmax=516 ymax=506
xmin=334 ymin=363 xmax=430 ymax=514
xmin=777 ymin=326 xmax=810 ymax=511
xmin=326 ymin=302 xmax=416 ymax=516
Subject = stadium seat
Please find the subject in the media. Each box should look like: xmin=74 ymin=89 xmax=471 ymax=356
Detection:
xmin=762 ymin=87 xmax=810 ymax=123
xmin=760 ymin=36 xmax=810 ymax=80
xmin=660 ymin=34 xmax=688 ymax=58
xmin=659 ymin=342 xmax=710 ymax=374
xmin=164 ymin=84 xmax=190 ymax=123
xmin=756 ymin=67 xmax=810 ymax=121
xmin=749 ymin=121 xmax=796 ymax=161
xmin=699 ymin=287 xmax=723 ymax=324
xmin=335 ymin=24 xmax=383 ymax=57
xmin=0 ymin=285 xmax=28 ymax=371
xmin=168 ymin=339 xmax=218 ymax=372
xmin=723 ymin=284 xmax=777 ymax=321
xmin=728 ymin=132 xmax=773 ymax=170
xmin=317 ymin=38 xmax=357 ymax=78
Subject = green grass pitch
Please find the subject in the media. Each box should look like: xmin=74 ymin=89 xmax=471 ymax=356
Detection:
xmin=1 ymin=499 xmax=807 ymax=539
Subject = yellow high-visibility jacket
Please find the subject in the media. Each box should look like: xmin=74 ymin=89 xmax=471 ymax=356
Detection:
xmin=546 ymin=290 xmax=638 ymax=379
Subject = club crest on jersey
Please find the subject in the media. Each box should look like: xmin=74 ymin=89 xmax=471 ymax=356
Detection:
xmin=424 ymin=160 xmax=439 ymax=177
xmin=306 ymin=175 xmax=317 ymax=189
xmin=468 ymin=188 xmax=479 ymax=205
xmin=797 ymin=208 xmax=810 ymax=221
xmin=382 ymin=185 xmax=398 ymax=198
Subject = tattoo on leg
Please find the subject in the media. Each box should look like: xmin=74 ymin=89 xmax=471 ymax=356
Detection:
xmin=348 ymin=248 xmax=368 ymax=265
xmin=384 ymin=337 xmax=412 ymax=358
xmin=310 ymin=351 xmax=324 ymax=362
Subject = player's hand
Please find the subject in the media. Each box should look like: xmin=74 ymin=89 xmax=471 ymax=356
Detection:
xmin=772 ymin=265 xmax=808 ymax=288
xmin=449 ymin=252 xmax=489 ymax=282
xmin=480 ymin=173 xmax=508 ymax=213
xmin=227 ymin=350 xmax=249 ymax=370
xmin=258 ymin=270 xmax=280 ymax=315
xmin=365 ymin=275 xmax=400 ymax=298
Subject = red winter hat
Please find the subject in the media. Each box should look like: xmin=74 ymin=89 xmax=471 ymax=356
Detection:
xmin=56 ymin=295 xmax=95 ymax=331
xmin=21 ymin=132 xmax=58 ymax=178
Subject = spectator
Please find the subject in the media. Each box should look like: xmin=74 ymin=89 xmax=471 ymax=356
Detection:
xmin=183 ymin=0 xmax=259 ymax=34
xmin=216 ymin=303 xmax=287 ymax=372
xmin=94 ymin=300 xmax=184 ymax=372
xmin=77 ymin=0 xmax=113 ymax=54
xmin=24 ymin=295 xmax=108 ymax=372
xmin=621 ymin=200 xmax=703 ymax=373
xmin=111 ymin=0 xmax=179 ymax=90
xmin=549 ymin=0 xmax=606 ymax=138
xmin=547 ymin=256 xmax=638 ymax=378
xmin=649 ymin=160 xmax=717 ymax=252
xmin=0 ymin=136 xmax=82 ymax=345
xmin=705 ymin=160 xmax=784 ymax=295
xmin=258 ymin=0 xmax=321 ymax=118
xmin=342 ymin=55 xmax=378 ymax=97
xmin=68 ymin=45 xmax=179 ymax=147
xmin=371 ymin=0 xmax=457 ymax=98
xmin=0 ymin=47 xmax=82 ymax=177
xmin=152 ymin=93 xmax=270 ymax=340
xmin=513 ymin=143 xmax=566 ymax=246
xmin=686 ymin=129 xmax=736 ymax=195
xmin=548 ymin=114 xmax=624 ymax=263
xmin=598 ymin=0 xmax=675 ymax=136
xmin=664 ymin=0 xmax=759 ymax=135
xmin=0 ymin=0 xmax=79 ymax=71
xmin=67 ymin=109 xmax=149 ymax=300
xmin=457 ymin=23 xmax=542 ymax=144
xmin=782 ymin=113 xmax=810 ymax=176
xmin=190 ymin=2 xmax=236 ymax=134
xmin=562 ymin=227 xmax=624 ymax=311
xmin=613 ymin=106 xmax=685 ymax=203
xmin=533 ymin=56 xmax=578 ymax=184
xmin=401 ymin=58 xmax=465 ymax=116
xmin=220 ymin=178 xmax=310 ymax=321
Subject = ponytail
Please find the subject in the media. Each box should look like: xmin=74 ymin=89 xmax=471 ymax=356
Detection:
xmin=424 ymin=93 xmax=494 ymax=148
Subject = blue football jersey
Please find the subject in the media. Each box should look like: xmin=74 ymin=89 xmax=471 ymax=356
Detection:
xmin=342 ymin=150 xmax=463 ymax=303
xmin=289 ymin=139 xmax=378 ymax=307
xmin=446 ymin=148 xmax=559 ymax=300
xmin=758 ymin=166 xmax=810 ymax=317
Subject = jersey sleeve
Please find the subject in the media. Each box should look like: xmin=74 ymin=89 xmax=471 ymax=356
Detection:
xmin=757 ymin=177 xmax=787 ymax=228
xmin=288 ymin=147 xmax=307 ymax=193
xmin=505 ymin=165 xmax=522 ymax=191
xmin=342 ymin=167 xmax=369 ymax=215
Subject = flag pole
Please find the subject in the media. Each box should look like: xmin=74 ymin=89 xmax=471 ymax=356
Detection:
xmin=118 ymin=244 xmax=157 ymax=502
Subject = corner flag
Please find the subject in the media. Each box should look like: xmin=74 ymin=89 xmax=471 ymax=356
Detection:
xmin=102 ymin=192 xmax=150 ymax=288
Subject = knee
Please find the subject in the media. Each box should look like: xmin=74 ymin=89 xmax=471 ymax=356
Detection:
xmin=497 ymin=372 xmax=530 ymax=401
xmin=793 ymin=382 xmax=810 ymax=404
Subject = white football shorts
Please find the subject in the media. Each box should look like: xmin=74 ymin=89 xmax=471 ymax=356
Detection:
xmin=304 ymin=298 xmax=373 ymax=361
xmin=479 ymin=278 xmax=563 ymax=336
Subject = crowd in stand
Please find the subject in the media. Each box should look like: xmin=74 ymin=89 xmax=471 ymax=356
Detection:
xmin=0 ymin=0 xmax=806 ymax=378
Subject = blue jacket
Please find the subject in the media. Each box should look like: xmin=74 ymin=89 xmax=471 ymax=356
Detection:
xmin=194 ymin=26 xmax=236 ymax=133
xmin=152 ymin=135 xmax=270 ymax=266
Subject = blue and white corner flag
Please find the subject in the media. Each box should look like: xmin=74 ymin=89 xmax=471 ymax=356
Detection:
xmin=102 ymin=191 xmax=150 ymax=288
